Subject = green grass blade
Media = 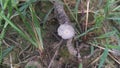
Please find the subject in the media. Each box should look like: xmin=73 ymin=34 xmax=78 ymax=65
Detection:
xmin=29 ymin=5 xmax=43 ymax=50
xmin=94 ymin=11 xmax=105 ymax=27
xmin=90 ymin=46 xmax=94 ymax=55
xmin=107 ymin=17 xmax=120 ymax=21
xmin=79 ymin=63 xmax=82 ymax=68
xmin=0 ymin=46 xmax=14 ymax=63
xmin=96 ymin=31 xmax=116 ymax=39
xmin=0 ymin=0 xmax=9 ymax=10
xmin=0 ymin=46 xmax=2 ymax=64
xmin=75 ymin=27 xmax=98 ymax=39
xmin=107 ymin=44 xmax=120 ymax=50
xmin=112 ymin=5 xmax=120 ymax=11
xmin=74 ymin=0 xmax=81 ymax=20
xmin=0 ymin=22 xmax=8 ymax=39
xmin=65 ymin=3 xmax=78 ymax=23
xmin=43 ymin=7 xmax=54 ymax=28
xmin=0 ymin=12 xmax=37 ymax=46
xmin=98 ymin=47 xmax=109 ymax=68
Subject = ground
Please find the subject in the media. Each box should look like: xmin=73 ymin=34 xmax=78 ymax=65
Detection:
xmin=0 ymin=0 xmax=120 ymax=68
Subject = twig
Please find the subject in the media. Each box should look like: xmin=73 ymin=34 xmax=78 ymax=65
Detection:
xmin=108 ymin=54 xmax=120 ymax=65
xmin=10 ymin=53 xmax=13 ymax=68
xmin=19 ymin=43 xmax=31 ymax=59
xmin=2 ymin=40 xmax=10 ymax=47
xmin=89 ymin=42 xmax=115 ymax=53
xmin=87 ymin=54 xmax=102 ymax=67
xmin=85 ymin=0 xmax=90 ymax=32
xmin=78 ymin=10 xmax=95 ymax=14
xmin=5 ymin=37 xmax=22 ymax=49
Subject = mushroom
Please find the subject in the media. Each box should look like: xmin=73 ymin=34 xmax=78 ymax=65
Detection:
xmin=57 ymin=23 xmax=75 ymax=39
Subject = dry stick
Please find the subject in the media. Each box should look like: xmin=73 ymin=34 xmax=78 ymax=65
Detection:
xmin=87 ymin=55 xmax=102 ymax=67
xmin=108 ymin=54 xmax=120 ymax=65
xmin=2 ymin=40 xmax=11 ymax=47
xmin=86 ymin=0 xmax=90 ymax=30
xmin=78 ymin=10 xmax=95 ymax=14
xmin=48 ymin=40 xmax=63 ymax=68
xmin=89 ymin=43 xmax=115 ymax=53
xmin=10 ymin=53 xmax=13 ymax=68
xmin=19 ymin=43 xmax=31 ymax=57
xmin=85 ymin=0 xmax=90 ymax=38
xmin=5 ymin=38 xmax=23 ymax=49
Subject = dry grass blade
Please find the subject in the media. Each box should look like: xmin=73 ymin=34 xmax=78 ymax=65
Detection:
xmin=29 ymin=5 xmax=43 ymax=53
xmin=48 ymin=40 xmax=63 ymax=68
xmin=108 ymin=54 xmax=120 ymax=65
xmin=85 ymin=0 xmax=90 ymax=32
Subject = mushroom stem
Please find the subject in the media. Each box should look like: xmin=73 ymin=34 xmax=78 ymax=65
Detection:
xmin=50 ymin=0 xmax=81 ymax=59
xmin=50 ymin=0 xmax=71 ymax=24
xmin=50 ymin=0 xmax=75 ymax=39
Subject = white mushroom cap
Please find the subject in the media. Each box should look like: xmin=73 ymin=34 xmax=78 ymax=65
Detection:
xmin=57 ymin=24 xmax=75 ymax=39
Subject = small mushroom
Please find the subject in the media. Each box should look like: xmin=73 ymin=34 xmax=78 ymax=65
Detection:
xmin=57 ymin=23 xmax=75 ymax=39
